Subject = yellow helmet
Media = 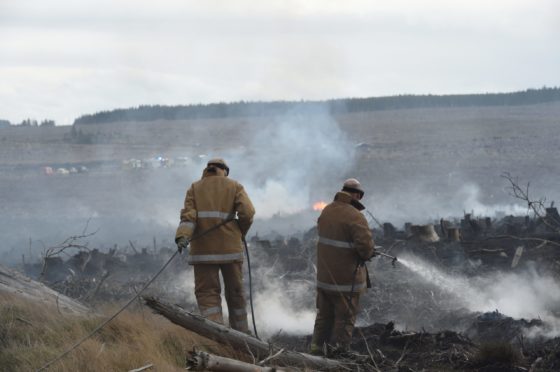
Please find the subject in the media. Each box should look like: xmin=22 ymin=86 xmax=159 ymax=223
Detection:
xmin=207 ymin=158 xmax=229 ymax=176
xmin=342 ymin=178 xmax=364 ymax=199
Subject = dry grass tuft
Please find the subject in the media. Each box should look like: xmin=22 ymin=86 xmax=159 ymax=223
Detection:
xmin=0 ymin=292 xmax=240 ymax=371
xmin=472 ymin=341 xmax=521 ymax=368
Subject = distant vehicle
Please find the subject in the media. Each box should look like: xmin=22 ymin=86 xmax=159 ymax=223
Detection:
xmin=143 ymin=156 xmax=172 ymax=168
xmin=122 ymin=159 xmax=143 ymax=169
xmin=56 ymin=168 xmax=70 ymax=175
xmin=173 ymin=156 xmax=192 ymax=167
xmin=155 ymin=155 xmax=171 ymax=168
xmin=42 ymin=166 xmax=54 ymax=176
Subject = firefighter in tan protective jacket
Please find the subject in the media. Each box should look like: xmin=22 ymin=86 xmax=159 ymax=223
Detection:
xmin=175 ymin=158 xmax=255 ymax=333
xmin=310 ymin=178 xmax=376 ymax=355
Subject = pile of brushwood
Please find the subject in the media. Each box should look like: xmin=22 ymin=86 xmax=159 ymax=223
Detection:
xmin=269 ymin=314 xmax=560 ymax=371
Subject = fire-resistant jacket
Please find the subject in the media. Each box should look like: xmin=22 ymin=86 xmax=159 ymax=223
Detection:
xmin=316 ymin=191 xmax=375 ymax=293
xmin=175 ymin=169 xmax=255 ymax=264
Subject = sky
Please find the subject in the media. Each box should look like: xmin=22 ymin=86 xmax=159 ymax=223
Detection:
xmin=0 ymin=0 xmax=559 ymax=125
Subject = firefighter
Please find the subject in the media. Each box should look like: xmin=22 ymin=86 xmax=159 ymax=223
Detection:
xmin=175 ymin=158 xmax=255 ymax=333
xmin=310 ymin=178 xmax=376 ymax=356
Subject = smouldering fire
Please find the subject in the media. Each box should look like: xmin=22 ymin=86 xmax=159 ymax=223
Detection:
xmin=312 ymin=201 xmax=328 ymax=211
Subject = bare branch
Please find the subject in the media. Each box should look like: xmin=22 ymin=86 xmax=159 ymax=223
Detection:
xmin=39 ymin=222 xmax=99 ymax=280
xmin=395 ymin=339 xmax=410 ymax=367
xmin=501 ymin=172 xmax=559 ymax=232
xmin=258 ymin=348 xmax=285 ymax=366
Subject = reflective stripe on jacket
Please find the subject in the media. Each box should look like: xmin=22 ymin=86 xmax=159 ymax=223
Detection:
xmin=175 ymin=169 xmax=255 ymax=264
xmin=316 ymin=191 xmax=374 ymax=293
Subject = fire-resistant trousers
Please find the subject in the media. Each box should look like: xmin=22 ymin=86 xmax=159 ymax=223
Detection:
xmin=311 ymin=288 xmax=360 ymax=350
xmin=193 ymin=262 xmax=249 ymax=333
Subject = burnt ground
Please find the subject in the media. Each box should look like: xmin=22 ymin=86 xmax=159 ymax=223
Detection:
xmin=14 ymin=211 xmax=560 ymax=371
xmin=260 ymin=217 xmax=560 ymax=371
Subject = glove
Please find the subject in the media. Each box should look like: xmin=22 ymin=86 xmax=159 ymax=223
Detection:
xmin=176 ymin=237 xmax=189 ymax=254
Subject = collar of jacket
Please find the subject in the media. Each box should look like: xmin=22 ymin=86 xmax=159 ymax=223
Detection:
xmin=334 ymin=191 xmax=365 ymax=211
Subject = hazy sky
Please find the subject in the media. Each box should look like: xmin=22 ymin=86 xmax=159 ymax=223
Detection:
xmin=1 ymin=0 xmax=559 ymax=124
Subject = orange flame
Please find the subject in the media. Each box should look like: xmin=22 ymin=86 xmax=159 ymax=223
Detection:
xmin=313 ymin=201 xmax=328 ymax=211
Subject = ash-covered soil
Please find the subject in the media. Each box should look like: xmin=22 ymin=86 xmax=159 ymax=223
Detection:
xmin=15 ymin=211 xmax=560 ymax=371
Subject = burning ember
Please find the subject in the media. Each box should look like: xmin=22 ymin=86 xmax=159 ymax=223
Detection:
xmin=312 ymin=201 xmax=328 ymax=211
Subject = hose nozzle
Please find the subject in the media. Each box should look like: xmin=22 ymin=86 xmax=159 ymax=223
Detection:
xmin=376 ymin=251 xmax=398 ymax=268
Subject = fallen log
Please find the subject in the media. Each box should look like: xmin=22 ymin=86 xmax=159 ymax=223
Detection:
xmin=187 ymin=350 xmax=291 ymax=371
xmin=143 ymin=296 xmax=346 ymax=371
xmin=0 ymin=263 xmax=91 ymax=315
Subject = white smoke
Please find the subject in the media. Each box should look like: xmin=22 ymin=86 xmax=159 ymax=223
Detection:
xmin=369 ymin=181 xmax=529 ymax=228
xmin=225 ymin=107 xmax=355 ymax=219
xmin=458 ymin=183 xmax=528 ymax=217
xmin=250 ymin=179 xmax=307 ymax=218
xmin=160 ymin=254 xmax=317 ymax=337
xmin=162 ymin=267 xmax=198 ymax=308
xmin=253 ymin=278 xmax=316 ymax=336
xmin=399 ymin=255 xmax=560 ymax=337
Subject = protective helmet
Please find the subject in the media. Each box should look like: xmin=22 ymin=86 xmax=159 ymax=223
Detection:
xmin=342 ymin=178 xmax=364 ymax=199
xmin=207 ymin=158 xmax=229 ymax=176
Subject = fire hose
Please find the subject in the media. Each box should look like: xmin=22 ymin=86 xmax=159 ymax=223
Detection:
xmin=37 ymin=217 xmax=241 ymax=371
xmin=241 ymin=235 xmax=259 ymax=339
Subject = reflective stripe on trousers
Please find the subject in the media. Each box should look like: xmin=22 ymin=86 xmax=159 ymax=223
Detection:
xmin=316 ymin=280 xmax=366 ymax=293
xmin=200 ymin=306 xmax=222 ymax=316
xmin=318 ymin=236 xmax=353 ymax=249
xmin=189 ymin=252 xmax=244 ymax=263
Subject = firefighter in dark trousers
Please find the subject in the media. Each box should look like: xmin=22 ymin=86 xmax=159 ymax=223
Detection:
xmin=175 ymin=158 xmax=255 ymax=333
xmin=310 ymin=178 xmax=375 ymax=355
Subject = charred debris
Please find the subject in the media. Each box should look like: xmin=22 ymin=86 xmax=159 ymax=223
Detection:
xmin=17 ymin=207 xmax=560 ymax=371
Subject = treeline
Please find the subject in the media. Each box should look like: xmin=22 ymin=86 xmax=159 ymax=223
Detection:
xmin=0 ymin=118 xmax=56 ymax=128
xmin=74 ymin=87 xmax=560 ymax=125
